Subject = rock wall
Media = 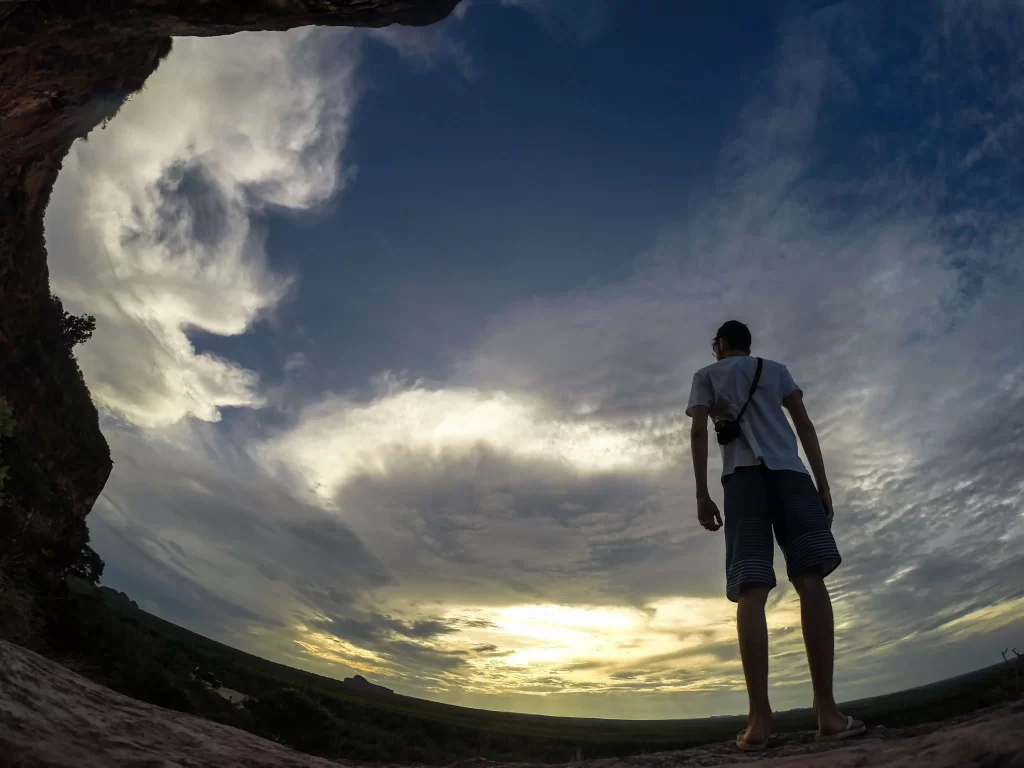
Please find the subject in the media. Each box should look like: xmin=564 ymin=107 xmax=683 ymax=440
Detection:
xmin=0 ymin=0 xmax=459 ymax=574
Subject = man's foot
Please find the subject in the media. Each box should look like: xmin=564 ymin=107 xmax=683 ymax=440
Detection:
xmin=736 ymin=730 xmax=767 ymax=752
xmin=816 ymin=707 xmax=866 ymax=740
xmin=737 ymin=713 xmax=772 ymax=749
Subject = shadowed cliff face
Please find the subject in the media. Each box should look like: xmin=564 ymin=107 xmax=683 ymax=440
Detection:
xmin=0 ymin=0 xmax=459 ymax=576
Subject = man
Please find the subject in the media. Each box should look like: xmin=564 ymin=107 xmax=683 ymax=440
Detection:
xmin=686 ymin=320 xmax=865 ymax=751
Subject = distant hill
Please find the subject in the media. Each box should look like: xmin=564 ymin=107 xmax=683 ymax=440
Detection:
xmin=3 ymin=638 xmax=1024 ymax=768
xmin=70 ymin=579 xmax=1022 ymax=763
xmin=341 ymin=674 xmax=393 ymax=696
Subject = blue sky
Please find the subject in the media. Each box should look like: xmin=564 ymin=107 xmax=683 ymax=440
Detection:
xmin=198 ymin=1 xmax=779 ymax=396
xmin=44 ymin=0 xmax=1024 ymax=719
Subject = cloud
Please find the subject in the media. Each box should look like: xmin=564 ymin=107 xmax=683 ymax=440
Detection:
xmin=254 ymin=374 xmax=678 ymax=502
xmin=45 ymin=27 xmax=361 ymax=428
xmin=89 ymin=426 xmax=393 ymax=638
xmin=89 ymin=424 xmax=520 ymax=688
xmin=366 ymin=13 xmax=474 ymax=77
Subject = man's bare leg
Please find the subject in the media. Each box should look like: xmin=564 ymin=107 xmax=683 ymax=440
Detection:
xmin=792 ymin=570 xmax=862 ymax=735
xmin=737 ymin=584 xmax=773 ymax=744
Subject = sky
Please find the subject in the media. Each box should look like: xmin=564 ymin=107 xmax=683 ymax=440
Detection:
xmin=43 ymin=0 xmax=1024 ymax=719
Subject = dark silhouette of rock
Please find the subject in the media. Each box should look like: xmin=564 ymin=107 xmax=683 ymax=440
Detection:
xmin=342 ymin=673 xmax=394 ymax=696
xmin=98 ymin=585 xmax=138 ymax=608
xmin=0 ymin=0 xmax=459 ymax=581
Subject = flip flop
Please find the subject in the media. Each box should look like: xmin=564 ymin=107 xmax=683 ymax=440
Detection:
xmin=736 ymin=730 xmax=768 ymax=752
xmin=816 ymin=715 xmax=867 ymax=742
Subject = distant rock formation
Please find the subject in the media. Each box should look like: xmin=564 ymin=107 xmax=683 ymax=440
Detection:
xmin=342 ymin=673 xmax=394 ymax=696
xmin=2 ymin=639 xmax=1023 ymax=767
xmin=0 ymin=0 xmax=459 ymax=581
xmin=98 ymin=585 xmax=138 ymax=608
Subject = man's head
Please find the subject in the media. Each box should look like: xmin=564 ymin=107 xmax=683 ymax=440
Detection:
xmin=713 ymin=320 xmax=752 ymax=360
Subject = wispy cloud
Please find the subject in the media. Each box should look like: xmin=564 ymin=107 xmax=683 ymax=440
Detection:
xmin=89 ymin=424 xmax=395 ymax=650
xmin=254 ymin=375 xmax=677 ymax=502
xmin=45 ymin=28 xmax=361 ymax=427
xmin=366 ymin=13 xmax=475 ymax=77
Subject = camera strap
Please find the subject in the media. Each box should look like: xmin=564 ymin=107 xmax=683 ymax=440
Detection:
xmin=733 ymin=357 xmax=763 ymax=424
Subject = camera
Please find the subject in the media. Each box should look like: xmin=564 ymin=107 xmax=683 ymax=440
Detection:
xmin=715 ymin=419 xmax=742 ymax=446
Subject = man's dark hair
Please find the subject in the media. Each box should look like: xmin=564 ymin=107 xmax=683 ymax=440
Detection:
xmin=716 ymin=320 xmax=752 ymax=352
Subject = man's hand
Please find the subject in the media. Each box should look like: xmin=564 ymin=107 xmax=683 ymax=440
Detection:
xmin=819 ymin=485 xmax=834 ymax=526
xmin=697 ymin=493 xmax=723 ymax=532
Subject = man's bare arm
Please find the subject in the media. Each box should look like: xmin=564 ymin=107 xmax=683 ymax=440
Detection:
xmin=783 ymin=390 xmax=833 ymax=516
xmin=690 ymin=405 xmax=723 ymax=531
xmin=690 ymin=405 xmax=711 ymax=498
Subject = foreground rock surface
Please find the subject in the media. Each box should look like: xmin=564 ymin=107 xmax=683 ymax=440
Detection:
xmin=1 ymin=641 xmax=1022 ymax=768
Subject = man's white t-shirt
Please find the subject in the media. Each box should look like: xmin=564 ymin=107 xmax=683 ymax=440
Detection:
xmin=686 ymin=356 xmax=808 ymax=477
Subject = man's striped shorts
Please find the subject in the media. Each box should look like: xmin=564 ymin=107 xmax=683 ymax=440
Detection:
xmin=722 ymin=464 xmax=841 ymax=602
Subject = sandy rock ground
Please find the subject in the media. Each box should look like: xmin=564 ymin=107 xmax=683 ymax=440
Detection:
xmin=1 ymin=640 xmax=1022 ymax=768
